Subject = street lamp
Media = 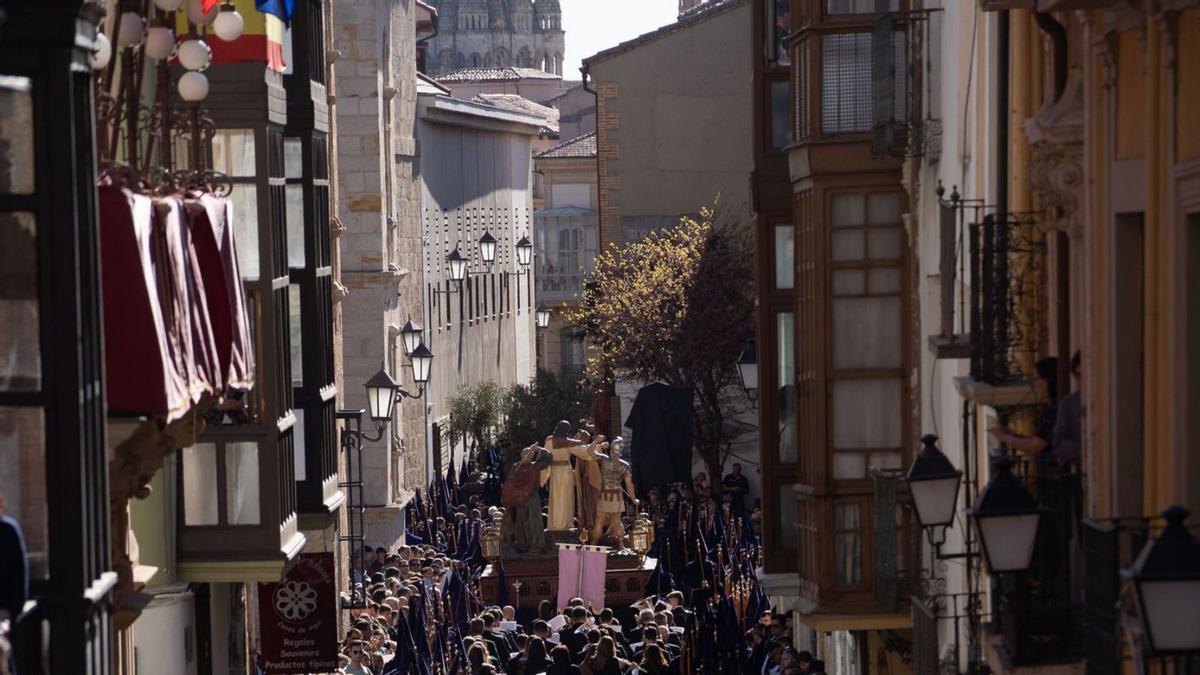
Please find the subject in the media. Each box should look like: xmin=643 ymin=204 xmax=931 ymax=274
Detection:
xmin=907 ymin=435 xmax=963 ymax=547
xmin=400 ymin=319 xmax=423 ymax=357
xmin=364 ymin=367 xmax=400 ymax=423
xmin=409 ymin=343 xmax=434 ymax=385
xmin=968 ymin=456 xmax=1040 ymax=574
xmin=447 ymin=246 xmax=468 ymax=283
xmin=535 ymin=303 xmax=551 ymax=329
xmin=478 ymin=231 xmax=497 ymax=266
xmin=515 ymin=235 xmax=533 ymax=268
xmin=1123 ymin=506 xmax=1200 ymax=654
xmin=736 ymin=339 xmax=757 ymax=402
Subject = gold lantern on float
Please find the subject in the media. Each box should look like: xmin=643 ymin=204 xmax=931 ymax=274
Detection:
xmin=630 ymin=512 xmax=652 ymax=556
xmin=481 ymin=521 xmax=502 ymax=563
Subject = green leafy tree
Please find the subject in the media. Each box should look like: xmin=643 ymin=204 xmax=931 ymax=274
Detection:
xmin=566 ymin=203 xmax=754 ymax=481
xmin=500 ymin=369 xmax=594 ymax=464
xmin=447 ymin=381 xmax=502 ymax=464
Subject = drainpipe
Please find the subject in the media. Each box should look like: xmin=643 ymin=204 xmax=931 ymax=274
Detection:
xmin=997 ymin=11 xmax=1010 ymax=217
xmin=1034 ymin=12 xmax=1067 ymax=102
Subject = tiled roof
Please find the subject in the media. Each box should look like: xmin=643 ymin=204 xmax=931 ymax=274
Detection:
xmin=437 ymin=66 xmax=562 ymax=83
xmin=472 ymin=94 xmax=560 ymax=133
xmin=582 ymin=0 xmax=746 ymax=67
xmin=535 ymin=131 xmax=596 ymax=159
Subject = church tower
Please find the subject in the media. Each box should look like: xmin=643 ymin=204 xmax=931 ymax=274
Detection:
xmin=532 ymin=0 xmax=564 ymax=75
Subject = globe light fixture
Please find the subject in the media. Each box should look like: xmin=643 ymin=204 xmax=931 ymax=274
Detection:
xmin=1123 ymin=506 xmax=1200 ymax=655
xmin=186 ymin=0 xmax=219 ymax=25
xmin=91 ymin=33 xmax=113 ymax=70
xmin=212 ymin=4 xmax=245 ymax=42
xmin=364 ymin=366 xmax=399 ymax=423
xmin=117 ymin=12 xmax=147 ymax=47
xmin=400 ymin=320 xmax=423 ymax=357
xmin=736 ymin=338 xmax=757 ymax=400
xmin=177 ymin=38 xmax=212 ymax=71
xmin=968 ymin=456 xmax=1040 ymax=574
xmin=177 ymin=71 xmax=209 ymax=102
xmin=446 ymin=246 xmax=468 ymax=282
xmin=515 ymin=235 xmax=533 ymax=268
xmin=478 ymin=231 xmax=497 ymax=266
xmin=907 ymin=435 xmax=963 ymax=547
xmin=144 ymin=26 xmax=176 ymax=61
xmin=535 ymin=303 xmax=551 ymax=329
xmin=409 ymin=343 xmax=434 ymax=385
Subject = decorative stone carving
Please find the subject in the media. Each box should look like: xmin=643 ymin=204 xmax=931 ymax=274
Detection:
xmin=1025 ymin=69 xmax=1085 ymax=240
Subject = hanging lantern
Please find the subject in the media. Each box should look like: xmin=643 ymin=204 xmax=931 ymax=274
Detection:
xmin=409 ymin=343 xmax=434 ymax=385
xmin=177 ymin=71 xmax=209 ymax=102
xmin=364 ymin=366 xmax=399 ymax=423
xmin=481 ymin=522 xmax=503 ymax=563
xmin=446 ymin=246 xmax=467 ymax=282
xmin=535 ymin=303 xmax=551 ymax=329
xmin=400 ymin=320 xmax=423 ymax=356
xmin=630 ymin=513 xmax=652 ymax=556
xmin=212 ymin=3 xmax=245 ymax=42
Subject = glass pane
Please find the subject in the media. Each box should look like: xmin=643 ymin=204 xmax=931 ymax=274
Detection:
xmin=832 ymin=269 xmax=864 ymax=296
xmin=831 ymin=194 xmax=864 ymax=228
xmin=777 ymin=483 xmax=797 ymax=549
xmin=868 ymin=192 xmax=901 ymax=224
xmin=868 ymin=227 xmax=903 ymax=259
xmin=868 ymin=451 xmax=902 ymax=471
xmin=289 ymin=284 xmax=303 ymax=385
xmin=868 ymin=268 xmax=902 ymax=294
xmin=831 ymin=378 xmax=902 ymax=449
xmin=182 ymin=443 xmax=219 ymax=526
xmin=834 ymin=502 xmax=862 ymax=585
xmin=229 ymin=185 xmax=260 ymax=280
xmin=777 ymin=312 xmax=796 ymax=463
xmin=0 ymin=407 xmax=48 ymax=579
xmin=283 ymin=138 xmax=303 ymax=179
xmin=770 ymin=80 xmax=791 ymax=150
xmin=770 ymin=0 xmax=791 ymax=66
xmin=0 ymin=212 xmax=40 ymax=390
xmin=827 ymin=0 xmax=899 ymax=13
xmin=821 ymin=33 xmax=873 ymax=133
xmin=286 ymin=184 xmax=305 ymax=268
xmin=774 ymin=224 xmax=794 ymax=289
xmin=831 ymin=230 xmax=864 ymax=261
xmin=833 ymin=452 xmax=866 ymax=480
xmin=211 ymin=129 xmax=257 ymax=178
xmin=832 ymin=296 xmax=902 ymax=369
xmin=0 ymin=76 xmax=34 ymax=194
xmin=293 ymin=407 xmax=306 ymax=481
xmin=225 ymin=441 xmax=261 ymax=525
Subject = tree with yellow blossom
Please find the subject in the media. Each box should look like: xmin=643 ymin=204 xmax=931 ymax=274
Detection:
xmin=565 ymin=203 xmax=754 ymax=483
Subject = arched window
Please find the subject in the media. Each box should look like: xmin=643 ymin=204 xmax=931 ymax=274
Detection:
xmin=471 ymin=53 xmax=481 ymax=67
xmin=542 ymin=52 xmax=551 ymax=72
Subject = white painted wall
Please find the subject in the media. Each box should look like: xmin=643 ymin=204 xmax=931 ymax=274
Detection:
xmin=133 ymin=590 xmax=198 ymax=675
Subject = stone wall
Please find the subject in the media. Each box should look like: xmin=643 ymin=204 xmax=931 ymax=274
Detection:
xmin=333 ymin=0 xmax=425 ymax=550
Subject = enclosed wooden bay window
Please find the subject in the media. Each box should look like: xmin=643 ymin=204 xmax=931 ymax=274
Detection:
xmin=175 ymin=64 xmax=305 ymax=581
xmin=285 ymin=0 xmax=341 ymax=522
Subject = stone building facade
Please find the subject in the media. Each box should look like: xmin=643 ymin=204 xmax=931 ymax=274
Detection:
xmin=424 ymin=0 xmax=565 ymax=75
xmin=334 ymin=0 xmax=432 ymax=550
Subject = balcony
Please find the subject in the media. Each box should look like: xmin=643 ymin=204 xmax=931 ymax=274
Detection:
xmin=869 ymin=11 xmax=942 ymax=161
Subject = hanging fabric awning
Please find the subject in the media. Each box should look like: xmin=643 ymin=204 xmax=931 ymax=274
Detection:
xmin=188 ymin=194 xmax=255 ymax=392
xmin=99 ymin=185 xmax=191 ymax=422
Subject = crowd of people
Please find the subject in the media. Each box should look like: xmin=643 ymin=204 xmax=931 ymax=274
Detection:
xmin=329 ymin=426 xmax=790 ymax=675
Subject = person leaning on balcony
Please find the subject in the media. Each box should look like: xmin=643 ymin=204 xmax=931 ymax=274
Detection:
xmin=989 ymin=357 xmax=1059 ymax=457
xmin=1051 ymin=351 xmax=1083 ymax=470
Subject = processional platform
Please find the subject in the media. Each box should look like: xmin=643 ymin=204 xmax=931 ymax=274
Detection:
xmin=478 ymin=549 xmax=656 ymax=608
